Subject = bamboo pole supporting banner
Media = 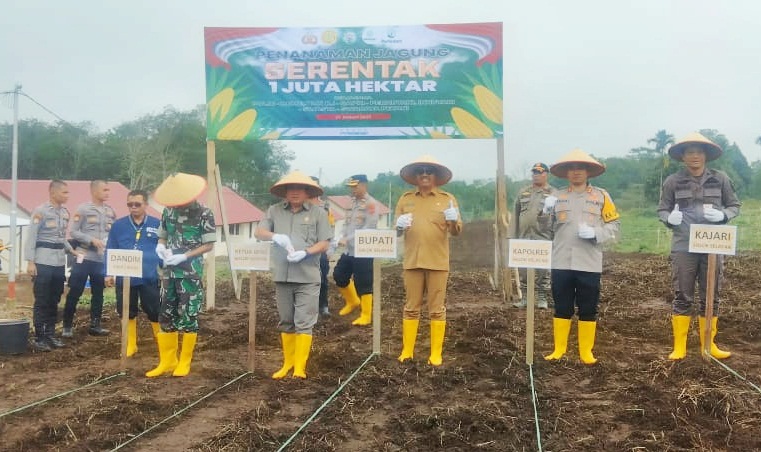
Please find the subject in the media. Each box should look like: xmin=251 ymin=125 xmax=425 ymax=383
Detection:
xmin=495 ymin=138 xmax=510 ymax=300
xmin=120 ymin=277 xmax=130 ymax=371
xmin=372 ymin=259 xmax=381 ymax=355
xmin=702 ymin=254 xmax=717 ymax=360
xmin=206 ymin=140 xmax=217 ymax=311
xmin=248 ymin=271 xmax=257 ymax=372
xmin=215 ymin=164 xmax=240 ymax=300
xmin=526 ymin=269 xmax=535 ymax=365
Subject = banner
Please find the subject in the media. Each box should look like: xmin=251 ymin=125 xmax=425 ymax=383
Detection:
xmin=204 ymin=23 xmax=503 ymax=141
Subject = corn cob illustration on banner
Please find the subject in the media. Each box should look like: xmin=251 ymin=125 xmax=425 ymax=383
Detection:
xmin=204 ymin=23 xmax=503 ymax=141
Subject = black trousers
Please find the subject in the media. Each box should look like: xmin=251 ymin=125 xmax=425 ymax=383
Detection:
xmin=115 ymin=280 xmax=160 ymax=322
xmin=333 ymin=253 xmax=374 ymax=296
xmin=551 ymin=269 xmax=601 ymax=321
xmin=32 ymin=264 xmax=65 ymax=338
xmin=318 ymin=252 xmax=329 ymax=311
xmin=64 ymin=259 xmax=106 ymax=324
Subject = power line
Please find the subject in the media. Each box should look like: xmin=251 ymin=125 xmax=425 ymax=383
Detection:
xmin=19 ymin=91 xmax=70 ymax=124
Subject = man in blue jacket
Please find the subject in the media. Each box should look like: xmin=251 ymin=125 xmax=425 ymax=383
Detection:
xmin=105 ymin=189 xmax=162 ymax=357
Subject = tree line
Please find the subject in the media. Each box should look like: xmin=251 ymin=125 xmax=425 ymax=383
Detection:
xmin=2 ymin=109 xmax=760 ymax=219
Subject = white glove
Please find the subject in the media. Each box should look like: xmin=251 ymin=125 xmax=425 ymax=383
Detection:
xmin=164 ymin=253 xmax=188 ymax=266
xmin=396 ymin=213 xmax=413 ymax=230
xmin=703 ymin=206 xmax=725 ymax=223
xmin=272 ymin=234 xmax=295 ymax=253
xmin=667 ymin=205 xmax=683 ymax=226
xmin=578 ymin=223 xmax=596 ymax=239
xmin=286 ymin=250 xmax=307 ymax=263
xmin=155 ymin=243 xmax=167 ymax=259
xmin=443 ymin=200 xmax=459 ymax=221
xmin=542 ymin=195 xmax=558 ymax=214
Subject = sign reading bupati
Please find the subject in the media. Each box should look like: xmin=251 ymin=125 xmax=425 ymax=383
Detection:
xmin=688 ymin=224 xmax=737 ymax=255
xmin=204 ymin=23 xmax=503 ymax=141
xmin=354 ymin=230 xmax=397 ymax=259
xmin=508 ymin=239 xmax=552 ymax=270
xmin=107 ymin=250 xmax=143 ymax=278
xmin=230 ymin=241 xmax=271 ymax=271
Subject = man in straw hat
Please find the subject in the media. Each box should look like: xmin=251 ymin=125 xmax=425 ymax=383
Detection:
xmin=146 ymin=173 xmax=216 ymax=378
xmin=333 ymin=174 xmax=379 ymax=326
xmin=395 ymin=155 xmax=462 ymax=367
xmin=509 ymin=162 xmax=555 ymax=309
xmin=543 ymin=149 xmax=620 ymax=365
xmin=255 ymin=170 xmax=332 ymax=379
xmin=658 ymin=132 xmax=740 ymax=360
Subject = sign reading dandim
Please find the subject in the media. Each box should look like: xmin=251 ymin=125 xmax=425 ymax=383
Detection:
xmin=230 ymin=241 xmax=271 ymax=271
xmin=508 ymin=239 xmax=552 ymax=270
xmin=688 ymin=224 xmax=737 ymax=255
xmin=204 ymin=23 xmax=503 ymax=141
xmin=354 ymin=230 xmax=397 ymax=259
xmin=107 ymin=250 xmax=143 ymax=278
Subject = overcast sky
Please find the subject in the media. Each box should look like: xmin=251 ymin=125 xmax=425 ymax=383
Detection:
xmin=2 ymin=0 xmax=760 ymax=185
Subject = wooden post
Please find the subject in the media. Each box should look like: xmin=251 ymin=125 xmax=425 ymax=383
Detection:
xmin=120 ymin=277 xmax=131 ymax=371
xmin=702 ymin=254 xmax=717 ymax=360
xmin=215 ymin=165 xmax=241 ymax=300
xmin=248 ymin=271 xmax=257 ymax=372
xmin=372 ymin=259 xmax=381 ymax=355
xmin=495 ymin=137 xmax=511 ymax=300
xmin=206 ymin=140 xmax=217 ymax=311
xmin=525 ymin=269 xmax=535 ymax=365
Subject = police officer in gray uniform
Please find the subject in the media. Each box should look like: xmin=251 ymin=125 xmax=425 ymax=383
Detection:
xmin=25 ymin=180 xmax=75 ymax=351
xmin=62 ymin=180 xmax=116 ymax=337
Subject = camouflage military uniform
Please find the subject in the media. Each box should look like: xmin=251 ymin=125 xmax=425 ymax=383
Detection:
xmin=157 ymin=201 xmax=216 ymax=333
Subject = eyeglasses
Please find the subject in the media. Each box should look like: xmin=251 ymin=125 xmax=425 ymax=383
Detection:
xmin=127 ymin=202 xmax=143 ymax=208
xmin=415 ymin=166 xmax=435 ymax=176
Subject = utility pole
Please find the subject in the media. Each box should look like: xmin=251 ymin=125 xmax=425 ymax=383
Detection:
xmin=7 ymin=84 xmax=21 ymax=303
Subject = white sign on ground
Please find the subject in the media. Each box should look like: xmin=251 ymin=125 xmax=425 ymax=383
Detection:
xmin=230 ymin=241 xmax=271 ymax=271
xmin=508 ymin=239 xmax=552 ymax=269
xmin=354 ymin=230 xmax=397 ymax=259
xmin=107 ymin=250 xmax=143 ymax=277
xmin=688 ymin=224 xmax=737 ymax=255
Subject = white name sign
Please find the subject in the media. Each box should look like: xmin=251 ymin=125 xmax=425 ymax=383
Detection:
xmin=688 ymin=224 xmax=737 ymax=255
xmin=107 ymin=249 xmax=143 ymax=277
xmin=230 ymin=241 xmax=271 ymax=271
xmin=354 ymin=229 xmax=397 ymax=259
xmin=508 ymin=239 xmax=553 ymax=269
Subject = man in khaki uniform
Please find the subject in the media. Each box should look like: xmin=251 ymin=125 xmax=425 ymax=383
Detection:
xmin=543 ymin=149 xmax=620 ymax=365
xmin=395 ymin=155 xmax=462 ymax=367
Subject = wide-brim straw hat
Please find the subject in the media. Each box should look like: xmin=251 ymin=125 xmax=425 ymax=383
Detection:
xmin=270 ymin=170 xmax=323 ymax=198
xmin=668 ymin=132 xmax=722 ymax=162
xmin=550 ymin=148 xmax=606 ymax=179
xmin=154 ymin=173 xmax=207 ymax=207
xmin=400 ymin=155 xmax=453 ymax=186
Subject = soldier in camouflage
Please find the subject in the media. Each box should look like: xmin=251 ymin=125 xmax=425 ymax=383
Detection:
xmin=25 ymin=180 xmax=75 ymax=352
xmin=146 ymin=173 xmax=215 ymax=378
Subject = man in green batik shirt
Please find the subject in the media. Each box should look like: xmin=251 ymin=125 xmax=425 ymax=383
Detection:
xmin=145 ymin=173 xmax=216 ymax=378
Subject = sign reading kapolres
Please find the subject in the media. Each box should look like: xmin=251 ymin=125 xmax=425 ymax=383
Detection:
xmin=204 ymin=23 xmax=503 ymax=141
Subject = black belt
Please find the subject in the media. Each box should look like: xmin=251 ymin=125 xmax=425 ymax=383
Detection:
xmin=36 ymin=242 xmax=64 ymax=249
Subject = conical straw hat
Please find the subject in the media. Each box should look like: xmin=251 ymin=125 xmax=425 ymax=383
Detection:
xmin=668 ymin=132 xmax=722 ymax=161
xmin=400 ymin=154 xmax=453 ymax=185
xmin=153 ymin=173 xmax=207 ymax=207
xmin=270 ymin=170 xmax=323 ymax=198
xmin=550 ymin=149 xmax=606 ymax=179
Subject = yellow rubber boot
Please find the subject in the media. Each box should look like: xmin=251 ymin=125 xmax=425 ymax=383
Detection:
xmin=272 ymin=333 xmax=296 ymax=380
xmin=698 ymin=316 xmax=731 ymax=359
xmin=145 ymin=331 xmax=179 ymax=378
xmin=544 ymin=318 xmax=572 ymax=361
xmin=338 ymin=280 xmax=361 ymax=316
xmin=126 ymin=318 xmax=138 ymax=357
xmin=668 ymin=315 xmax=691 ymax=360
xmin=150 ymin=322 xmax=160 ymax=342
xmin=292 ymin=333 xmax=313 ymax=379
xmin=428 ymin=320 xmax=446 ymax=366
xmin=578 ymin=320 xmax=598 ymax=364
xmin=352 ymin=294 xmax=373 ymax=326
xmin=398 ymin=319 xmax=419 ymax=362
xmin=172 ymin=333 xmax=198 ymax=377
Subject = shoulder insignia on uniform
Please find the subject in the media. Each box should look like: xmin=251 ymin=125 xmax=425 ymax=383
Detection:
xmin=367 ymin=203 xmax=376 ymax=214
xmin=73 ymin=214 xmax=80 ymax=222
